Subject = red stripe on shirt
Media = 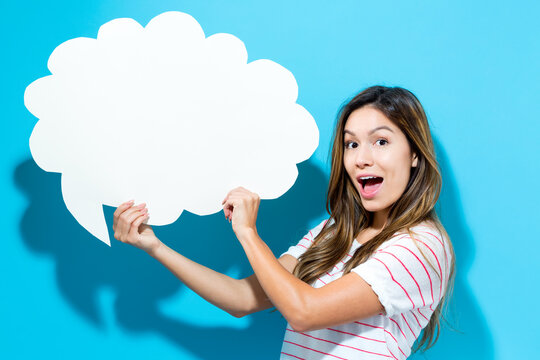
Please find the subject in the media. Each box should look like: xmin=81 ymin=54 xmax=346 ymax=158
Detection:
xmin=377 ymin=234 xmax=431 ymax=255
xmin=391 ymin=244 xmax=435 ymax=309
xmin=410 ymin=311 xmax=422 ymax=328
xmin=355 ymin=321 xmax=383 ymax=329
xmin=382 ymin=328 xmax=407 ymax=357
xmin=326 ymin=327 xmax=385 ymax=343
xmin=287 ymin=329 xmax=392 ymax=358
xmin=417 ymin=307 xmax=429 ymax=322
xmin=377 ymin=235 xmax=410 ymax=252
xmin=423 ymin=231 xmax=449 ymax=283
xmin=401 ymin=313 xmax=417 ymax=338
xmin=414 ymin=239 xmax=443 ymax=299
xmin=355 ymin=321 xmax=407 ymax=357
xmin=389 ymin=318 xmax=408 ymax=341
xmin=283 ymin=340 xmax=348 ymax=360
xmin=374 ymin=258 xmax=415 ymax=309
xmin=423 ymin=231 xmax=443 ymax=247
xmin=393 ymin=342 xmax=407 ymax=358
xmin=281 ymin=352 xmax=305 ymax=360
xmin=379 ymin=250 xmax=426 ymax=307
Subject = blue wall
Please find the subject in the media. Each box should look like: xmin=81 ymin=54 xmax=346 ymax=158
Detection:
xmin=2 ymin=1 xmax=538 ymax=359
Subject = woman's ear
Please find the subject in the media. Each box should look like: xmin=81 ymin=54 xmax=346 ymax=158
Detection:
xmin=412 ymin=153 xmax=418 ymax=168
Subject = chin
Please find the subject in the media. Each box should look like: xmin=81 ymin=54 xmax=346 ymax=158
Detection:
xmin=360 ymin=201 xmax=383 ymax=213
xmin=361 ymin=197 xmax=396 ymax=213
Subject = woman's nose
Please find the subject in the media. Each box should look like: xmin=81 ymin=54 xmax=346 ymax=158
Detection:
xmin=355 ymin=145 xmax=374 ymax=168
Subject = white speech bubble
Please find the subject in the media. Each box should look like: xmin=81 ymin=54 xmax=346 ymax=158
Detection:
xmin=24 ymin=11 xmax=319 ymax=245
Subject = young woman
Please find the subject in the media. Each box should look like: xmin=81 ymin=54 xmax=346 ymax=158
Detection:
xmin=113 ymin=86 xmax=455 ymax=359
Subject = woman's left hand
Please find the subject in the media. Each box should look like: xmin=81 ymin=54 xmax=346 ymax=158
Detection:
xmin=222 ymin=187 xmax=260 ymax=237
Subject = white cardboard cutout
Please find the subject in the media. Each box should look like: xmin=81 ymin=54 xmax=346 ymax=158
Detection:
xmin=24 ymin=11 xmax=319 ymax=245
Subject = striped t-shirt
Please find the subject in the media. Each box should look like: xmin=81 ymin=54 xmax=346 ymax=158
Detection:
xmin=279 ymin=219 xmax=452 ymax=360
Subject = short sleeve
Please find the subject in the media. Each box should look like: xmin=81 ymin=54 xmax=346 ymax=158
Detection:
xmin=280 ymin=219 xmax=330 ymax=259
xmin=351 ymin=228 xmax=451 ymax=317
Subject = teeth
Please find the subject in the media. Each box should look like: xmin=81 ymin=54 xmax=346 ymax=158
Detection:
xmin=360 ymin=176 xmax=377 ymax=180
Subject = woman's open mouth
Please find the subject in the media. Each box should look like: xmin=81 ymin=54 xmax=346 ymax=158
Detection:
xmin=357 ymin=176 xmax=383 ymax=198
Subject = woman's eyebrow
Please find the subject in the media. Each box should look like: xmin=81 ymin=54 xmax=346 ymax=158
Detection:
xmin=369 ymin=126 xmax=394 ymax=135
xmin=343 ymin=126 xmax=394 ymax=136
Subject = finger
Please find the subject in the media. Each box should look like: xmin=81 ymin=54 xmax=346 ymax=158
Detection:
xmin=113 ymin=200 xmax=134 ymax=223
xmin=222 ymin=198 xmax=236 ymax=221
xmin=222 ymin=191 xmax=233 ymax=205
xmin=115 ymin=199 xmax=135 ymax=214
xmin=119 ymin=204 xmax=146 ymax=235
xmin=119 ymin=204 xmax=146 ymax=223
xmin=222 ymin=188 xmax=236 ymax=204
xmin=124 ymin=206 xmax=147 ymax=229
xmin=235 ymin=187 xmax=253 ymax=196
xmin=223 ymin=203 xmax=232 ymax=218
xmin=225 ymin=195 xmax=247 ymax=207
xmin=222 ymin=198 xmax=236 ymax=210
xmin=121 ymin=209 xmax=147 ymax=238
xmin=113 ymin=200 xmax=135 ymax=222
xmin=128 ymin=213 xmax=149 ymax=238
xmin=222 ymin=187 xmax=247 ymax=204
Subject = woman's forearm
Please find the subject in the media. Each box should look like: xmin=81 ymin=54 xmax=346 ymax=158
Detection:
xmin=236 ymin=229 xmax=315 ymax=329
xmin=149 ymin=240 xmax=272 ymax=317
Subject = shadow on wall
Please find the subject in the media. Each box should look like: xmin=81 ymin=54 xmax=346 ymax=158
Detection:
xmin=409 ymin=137 xmax=494 ymax=360
xmin=15 ymin=138 xmax=493 ymax=359
xmin=15 ymin=158 xmax=328 ymax=359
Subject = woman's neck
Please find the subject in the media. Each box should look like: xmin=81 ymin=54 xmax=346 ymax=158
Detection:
xmin=370 ymin=208 xmax=390 ymax=230
xmin=355 ymin=209 xmax=389 ymax=245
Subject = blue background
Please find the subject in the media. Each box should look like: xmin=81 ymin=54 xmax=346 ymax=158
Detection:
xmin=2 ymin=1 xmax=539 ymax=359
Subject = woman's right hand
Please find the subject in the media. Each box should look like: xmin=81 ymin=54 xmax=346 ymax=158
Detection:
xmin=113 ymin=200 xmax=162 ymax=255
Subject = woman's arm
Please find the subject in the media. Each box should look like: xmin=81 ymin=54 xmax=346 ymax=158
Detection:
xmin=112 ymin=200 xmax=298 ymax=317
xmin=222 ymin=188 xmax=384 ymax=332
xmin=149 ymin=242 xmax=298 ymax=317
xmin=239 ymin=230 xmax=383 ymax=330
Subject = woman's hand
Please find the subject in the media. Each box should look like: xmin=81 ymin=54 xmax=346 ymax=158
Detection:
xmin=113 ymin=200 xmax=162 ymax=254
xmin=222 ymin=187 xmax=260 ymax=237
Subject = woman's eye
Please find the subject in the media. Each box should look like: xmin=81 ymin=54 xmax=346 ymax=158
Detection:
xmin=344 ymin=141 xmax=358 ymax=149
xmin=375 ymin=139 xmax=388 ymax=146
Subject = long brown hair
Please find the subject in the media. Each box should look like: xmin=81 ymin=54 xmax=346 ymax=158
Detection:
xmin=293 ymin=85 xmax=455 ymax=351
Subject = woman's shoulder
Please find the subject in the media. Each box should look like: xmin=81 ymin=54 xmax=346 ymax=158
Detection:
xmin=392 ymin=220 xmax=443 ymax=238
xmin=385 ymin=221 xmax=452 ymax=270
xmin=387 ymin=221 xmax=449 ymax=252
xmin=411 ymin=221 xmax=449 ymax=246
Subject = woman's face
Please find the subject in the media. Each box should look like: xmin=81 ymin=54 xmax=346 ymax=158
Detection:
xmin=343 ymin=106 xmax=418 ymax=216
